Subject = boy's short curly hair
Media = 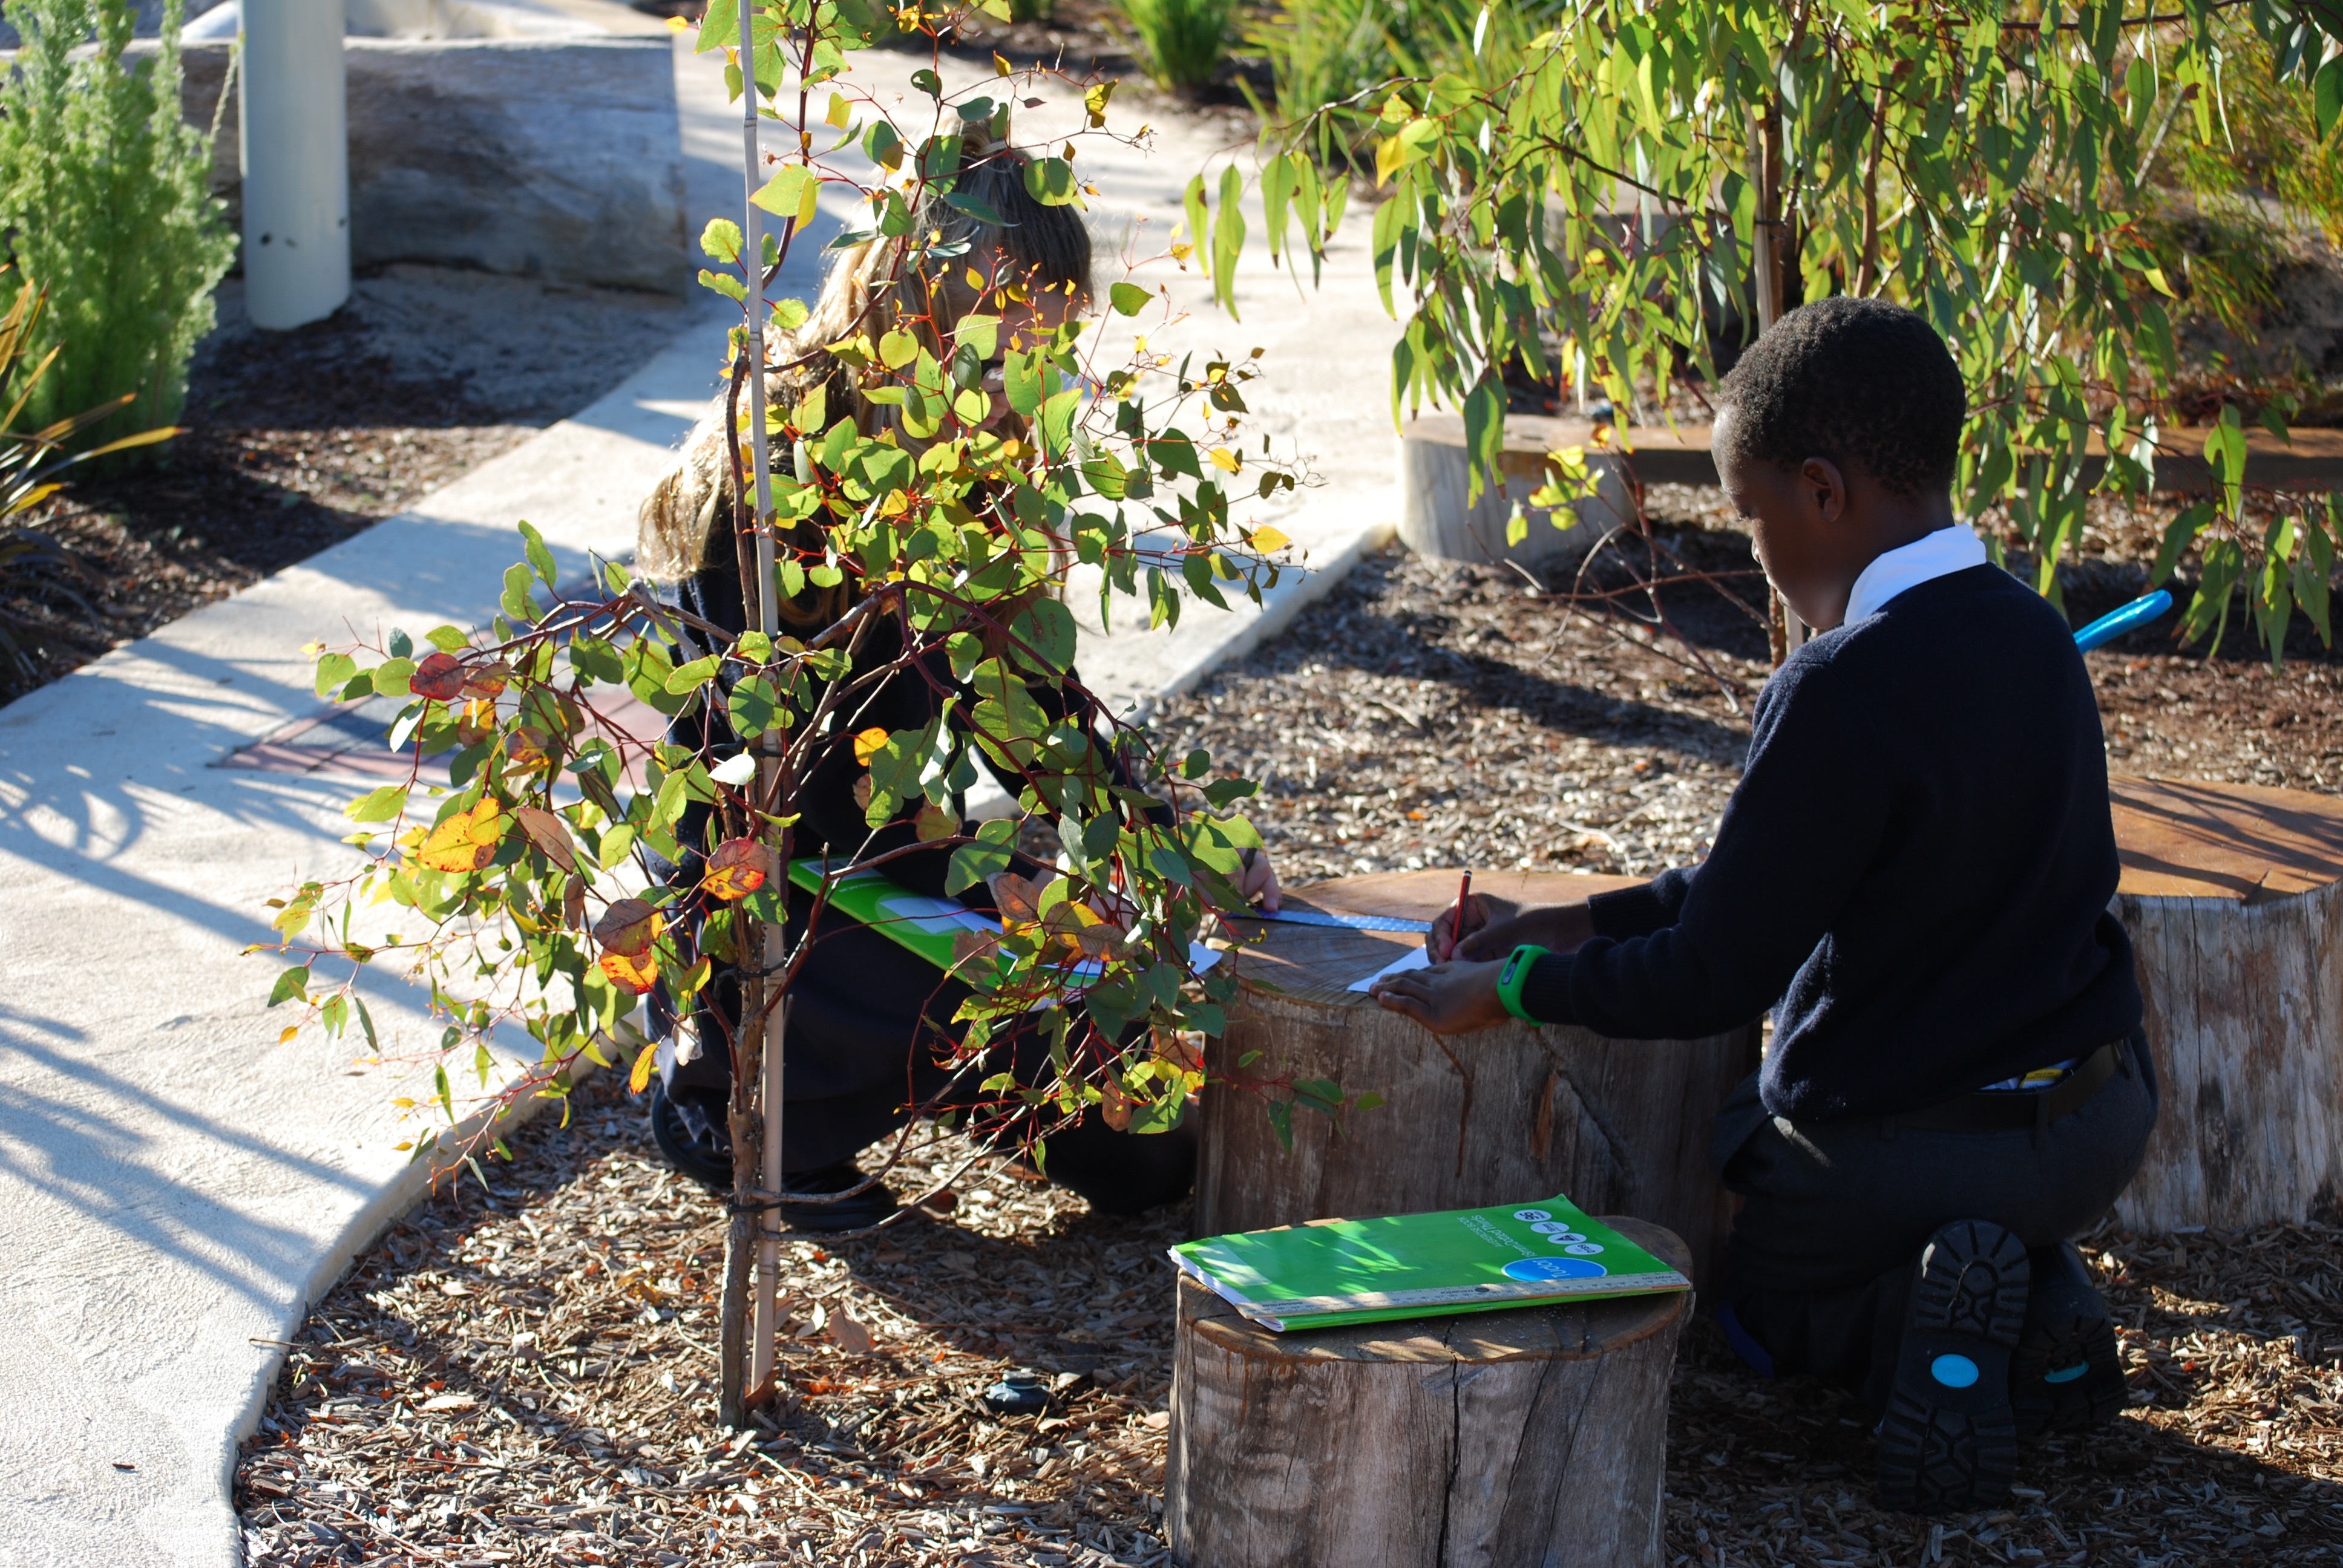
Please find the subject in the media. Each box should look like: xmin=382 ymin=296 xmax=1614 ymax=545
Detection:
xmin=1715 ymin=297 xmax=1965 ymax=497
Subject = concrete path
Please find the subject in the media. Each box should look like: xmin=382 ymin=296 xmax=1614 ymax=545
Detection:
xmin=0 ymin=37 xmax=1399 ymax=1568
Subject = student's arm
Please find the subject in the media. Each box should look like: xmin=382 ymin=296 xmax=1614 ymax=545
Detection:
xmin=1378 ymin=656 xmax=1889 ymax=1038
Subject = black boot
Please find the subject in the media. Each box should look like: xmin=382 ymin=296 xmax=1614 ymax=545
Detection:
xmin=1876 ymin=1220 xmax=2028 ymax=1513
xmin=775 ymin=1160 xmax=897 ymax=1233
xmin=2013 ymin=1241 xmax=2125 ymax=1435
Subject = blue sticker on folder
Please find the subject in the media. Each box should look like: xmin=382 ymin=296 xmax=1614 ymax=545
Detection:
xmin=1502 ymin=1256 xmax=1608 ymax=1282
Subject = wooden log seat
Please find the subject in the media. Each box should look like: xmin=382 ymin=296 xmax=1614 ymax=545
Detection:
xmin=1200 ymin=871 xmax=1762 ymax=1290
xmin=1165 ymin=1216 xmax=1691 ymax=1568
xmin=2109 ymin=775 xmax=2343 ymax=1232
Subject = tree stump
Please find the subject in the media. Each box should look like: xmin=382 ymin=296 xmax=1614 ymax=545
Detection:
xmin=1167 ymin=1215 xmax=1690 ymax=1568
xmin=1201 ymin=871 xmax=1761 ymax=1289
xmin=1398 ymin=414 xmax=1636 ymax=570
xmin=2110 ymin=776 xmax=2343 ymax=1230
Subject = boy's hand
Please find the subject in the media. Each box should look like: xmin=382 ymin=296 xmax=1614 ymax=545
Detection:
xmin=1371 ymin=959 xmax=1511 ymax=1035
xmin=1457 ymin=901 xmax=1597 ymax=962
xmin=1429 ymin=892 xmax=1517 ymax=961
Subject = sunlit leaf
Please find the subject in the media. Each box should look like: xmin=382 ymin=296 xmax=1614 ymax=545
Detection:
xmin=415 ymin=797 xmax=504 ymax=874
xmin=703 ymin=837 xmax=775 ymax=900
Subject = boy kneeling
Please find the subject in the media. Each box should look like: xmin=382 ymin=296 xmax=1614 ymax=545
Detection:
xmin=1374 ymin=298 xmax=2155 ymax=1513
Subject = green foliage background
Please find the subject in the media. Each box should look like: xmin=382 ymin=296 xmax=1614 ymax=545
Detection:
xmin=1224 ymin=0 xmax=2343 ymax=665
xmin=0 ymin=0 xmax=236 ymax=446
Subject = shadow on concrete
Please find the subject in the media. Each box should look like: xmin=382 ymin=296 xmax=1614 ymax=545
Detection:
xmin=0 ymin=1006 xmax=380 ymax=1313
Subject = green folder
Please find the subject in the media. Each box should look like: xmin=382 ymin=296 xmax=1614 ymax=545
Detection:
xmin=783 ymin=857 xmax=1224 ymax=984
xmin=1171 ymin=1194 xmax=1689 ymax=1331
xmin=787 ymin=856 xmax=999 ymax=972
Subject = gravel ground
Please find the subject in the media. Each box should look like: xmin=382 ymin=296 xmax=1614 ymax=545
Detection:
xmin=234 ymin=1080 xmax=2343 ymax=1567
xmin=1 ymin=267 xmax=688 ymax=704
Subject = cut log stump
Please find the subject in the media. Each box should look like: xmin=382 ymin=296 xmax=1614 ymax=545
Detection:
xmin=2111 ymin=776 xmax=2343 ymax=1231
xmin=1167 ymin=1216 xmax=1690 ymax=1568
xmin=1201 ymin=871 xmax=1761 ymax=1289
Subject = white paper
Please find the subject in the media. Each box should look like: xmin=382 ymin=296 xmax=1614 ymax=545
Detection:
xmin=1348 ymin=946 xmax=1430 ymax=993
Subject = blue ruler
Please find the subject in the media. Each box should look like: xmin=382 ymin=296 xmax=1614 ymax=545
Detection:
xmin=1244 ymin=907 xmax=1433 ymax=935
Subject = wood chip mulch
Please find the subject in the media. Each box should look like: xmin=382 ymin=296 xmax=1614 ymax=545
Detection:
xmin=235 ymin=1077 xmax=2343 ymax=1567
xmin=237 ymin=1077 xmax=1184 ymax=1568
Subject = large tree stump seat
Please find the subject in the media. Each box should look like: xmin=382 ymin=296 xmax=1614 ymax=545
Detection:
xmin=1166 ymin=1215 xmax=1690 ymax=1568
xmin=1201 ymin=871 xmax=1761 ymax=1289
xmin=2110 ymin=775 xmax=2343 ymax=1231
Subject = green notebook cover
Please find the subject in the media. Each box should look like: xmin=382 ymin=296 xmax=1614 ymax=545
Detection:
xmin=787 ymin=857 xmax=998 ymax=973
xmin=784 ymin=858 xmax=1224 ymax=984
xmin=1170 ymin=1194 xmax=1689 ymax=1331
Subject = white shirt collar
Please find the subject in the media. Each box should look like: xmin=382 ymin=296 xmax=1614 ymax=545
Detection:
xmin=1841 ymin=524 xmax=1989 ymax=624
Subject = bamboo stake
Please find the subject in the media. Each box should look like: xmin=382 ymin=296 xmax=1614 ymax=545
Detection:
xmin=719 ymin=0 xmax=786 ymax=1429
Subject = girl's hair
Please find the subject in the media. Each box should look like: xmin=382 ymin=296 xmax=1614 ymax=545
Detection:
xmin=637 ymin=122 xmax=1093 ymax=586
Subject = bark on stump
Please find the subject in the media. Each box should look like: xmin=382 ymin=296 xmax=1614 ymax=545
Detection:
xmin=1167 ymin=1216 xmax=1690 ymax=1568
xmin=1200 ymin=871 xmax=1760 ymax=1289
xmin=2109 ymin=776 xmax=2343 ymax=1230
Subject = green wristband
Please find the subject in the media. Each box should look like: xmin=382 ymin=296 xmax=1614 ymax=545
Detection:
xmin=1495 ymin=944 xmax=1552 ymax=1023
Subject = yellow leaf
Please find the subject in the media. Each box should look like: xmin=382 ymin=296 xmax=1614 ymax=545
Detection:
xmin=965 ymin=266 xmax=986 ymax=292
xmin=664 ymin=13 xmax=688 ymax=30
xmin=994 ymin=51 xmax=1013 ymax=77
xmin=600 ymin=948 xmax=660 ymax=996
xmin=853 ymin=727 xmax=891 ymax=765
xmin=278 ymin=1025 xmax=299 ymax=1045
xmin=913 ymin=802 xmax=957 ymax=842
xmin=1209 ymin=447 xmax=1241 ymax=474
xmin=702 ymin=838 xmax=775 ymax=900
xmin=2143 ymin=265 xmax=2176 ymax=298
xmin=825 ymin=91 xmax=850 ymax=128
xmin=629 ymin=1038 xmax=661 ymax=1094
xmin=415 ymin=797 xmax=504 ymax=874
xmin=1251 ymin=525 xmax=1289 ymax=552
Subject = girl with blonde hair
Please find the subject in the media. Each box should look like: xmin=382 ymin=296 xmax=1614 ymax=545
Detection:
xmin=636 ymin=126 xmax=1275 ymax=1229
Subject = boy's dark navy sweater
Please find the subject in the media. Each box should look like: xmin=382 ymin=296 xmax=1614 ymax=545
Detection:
xmin=1519 ymin=563 xmax=2144 ymax=1122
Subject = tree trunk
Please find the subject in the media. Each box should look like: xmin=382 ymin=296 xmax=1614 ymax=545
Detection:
xmin=2108 ymin=776 xmax=2343 ymax=1231
xmin=1200 ymin=871 xmax=1760 ymax=1290
xmin=1167 ymin=1217 xmax=1689 ymax=1568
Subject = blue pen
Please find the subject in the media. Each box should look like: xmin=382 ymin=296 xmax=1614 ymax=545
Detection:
xmin=2073 ymin=589 xmax=2173 ymax=653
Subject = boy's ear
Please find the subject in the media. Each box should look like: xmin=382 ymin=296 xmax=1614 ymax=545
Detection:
xmin=1800 ymin=455 xmax=1849 ymax=522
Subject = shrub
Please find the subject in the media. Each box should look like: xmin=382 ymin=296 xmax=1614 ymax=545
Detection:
xmin=0 ymin=0 xmax=236 ymax=449
xmin=1115 ymin=0 xmax=1234 ymax=93
xmin=1247 ymin=0 xmax=1562 ymax=135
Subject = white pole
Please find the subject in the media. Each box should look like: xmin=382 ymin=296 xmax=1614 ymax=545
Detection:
xmin=240 ymin=0 xmax=350 ymax=330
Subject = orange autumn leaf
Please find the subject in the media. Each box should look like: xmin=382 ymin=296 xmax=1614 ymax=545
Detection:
xmin=506 ymin=727 xmax=553 ymax=769
xmin=410 ymin=651 xmax=468 ymax=701
xmin=702 ymin=838 xmax=774 ymax=901
xmin=949 ymin=928 xmax=1001 ymax=970
xmin=415 ymin=797 xmax=504 ymax=873
xmin=851 ymin=726 xmax=890 ymax=765
xmin=1099 ymin=1074 xmax=1138 ymax=1133
xmin=991 ymin=871 xmax=1042 ymax=923
xmin=592 ymin=898 xmax=663 ymax=956
xmin=455 ymin=699 xmax=497 ymax=747
xmin=460 ymin=661 xmax=510 ymax=698
xmin=513 ymin=806 xmax=577 ymax=872
xmin=912 ymin=802 xmax=957 ymax=842
xmin=600 ymin=948 xmax=660 ymax=995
